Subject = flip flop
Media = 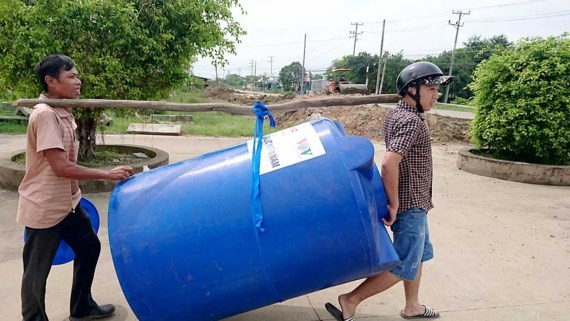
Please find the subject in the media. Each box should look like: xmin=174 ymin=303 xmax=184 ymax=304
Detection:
xmin=400 ymin=305 xmax=440 ymax=319
xmin=325 ymin=302 xmax=355 ymax=321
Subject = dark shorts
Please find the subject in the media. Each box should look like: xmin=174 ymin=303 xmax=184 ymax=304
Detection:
xmin=389 ymin=207 xmax=434 ymax=281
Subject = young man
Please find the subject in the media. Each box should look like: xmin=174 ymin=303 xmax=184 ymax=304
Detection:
xmin=325 ymin=61 xmax=453 ymax=320
xmin=17 ymin=54 xmax=134 ymax=321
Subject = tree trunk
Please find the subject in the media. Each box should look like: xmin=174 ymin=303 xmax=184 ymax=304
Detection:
xmin=76 ymin=110 xmax=97 ymax=162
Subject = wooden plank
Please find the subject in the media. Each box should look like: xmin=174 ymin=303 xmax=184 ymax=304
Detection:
xmin=15 ymin=107 xmax=34 ymax=117
xmin=0 ymin=115 xmax=28 ymax=121
xmin=127 ymin=123 xmax=182 ymax=136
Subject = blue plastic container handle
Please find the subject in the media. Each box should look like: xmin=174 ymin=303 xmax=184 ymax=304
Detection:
xmin=23 ymin=197 xmax=100 ymax=265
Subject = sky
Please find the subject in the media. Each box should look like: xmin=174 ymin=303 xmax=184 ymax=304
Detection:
xmin=192 ymin=0 xmax=570 ymax=79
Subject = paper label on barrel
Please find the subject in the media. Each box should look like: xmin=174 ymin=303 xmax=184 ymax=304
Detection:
xmin=247 ymin=122 xmax=326 ymax=175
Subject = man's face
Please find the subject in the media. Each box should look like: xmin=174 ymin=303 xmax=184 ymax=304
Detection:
xmin=46 ymin=67 xmax=81 ymax=99
xmin=417 ymin=84 xmax=440 ymax=111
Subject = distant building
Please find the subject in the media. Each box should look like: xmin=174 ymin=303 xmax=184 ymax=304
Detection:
xmin=188 ymin=70 xmax=212 ymax=88
xmin=310 ymin=79 xmax=328 ymax=93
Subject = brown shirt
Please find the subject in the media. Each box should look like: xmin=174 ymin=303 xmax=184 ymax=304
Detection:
xmin=17 ymin=95 xmax=81 ymax=228
xmin=383 ymin=100 xmax=433 ymax=213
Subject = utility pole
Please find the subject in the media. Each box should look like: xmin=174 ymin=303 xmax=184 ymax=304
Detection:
xmin=254 ymin=61 xmax=257 ymax=77
xmin=444 ymin=10 xmax=470 ymax=103
xmin=249 ymin=60 xmax=255 ymax=76
xmin=375 ymin=19 xmax=386 ymax=94
xmin=350 ymin=22 xmax=364 ymax=56
xmin=379 ymin=53 xmax=388 ymax=94
xmin=300 ymin=34 xmax=307 ymax=94
xmin=268 ymin=56 xmax=275 ymax=76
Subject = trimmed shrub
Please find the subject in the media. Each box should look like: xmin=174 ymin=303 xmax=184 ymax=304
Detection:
xmin=469 ymin=34 xmax=569 ymax=165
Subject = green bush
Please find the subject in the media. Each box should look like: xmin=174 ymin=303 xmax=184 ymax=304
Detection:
xmin=469 ymin=34 xmax=570 ymax=165
xmin=451 ymin=97 xmax=472 ymax=106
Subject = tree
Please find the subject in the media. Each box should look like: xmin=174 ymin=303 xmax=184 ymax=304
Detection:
xmin=469 ymin=34 xmax=569 ymax=165
xmin=426 ymin=35 xmax=512 ymax=100
xmin=327 ymin=52 xmax=378 ymax=91
xmin=224 ymin=74 xmax=247 ymax=88
xmin=0 ymin=0 xmax=244 ymax=160
xmin=278 ymin=62 xmax=302 ymax=92
xmin=311 ymin=73 xmax=324 ymax=80
xmin=377 ymin=52 xmax=413 ymax=94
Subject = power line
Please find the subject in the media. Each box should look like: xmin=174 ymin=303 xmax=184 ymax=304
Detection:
xmin=363 ymin=0 xmax=547 ymax=24
xmin=467 ymin=10 xmax=570 ymax=22
xmin=235 ymin=36 xmax=350 ymax=48
xmin=460 ymin=0 xmax=547 ymax=11
xmin=363 ymin=22 xmax=448 ymax=34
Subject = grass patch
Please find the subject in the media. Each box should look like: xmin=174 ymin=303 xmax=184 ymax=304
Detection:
xmin=182 ymin=112 xmax=277 ymax=137
xmin=78 ymin=147 xmax=140 ymax=168
xmin=377 ymin=102 xmax=476 ymax=113
xmin=1 ymin=106 xmax=28 ymax=134
xmin=11 ymin=152 xmax=25 ymax=165
xmin=12 ymin=146 xmax=140 ymax=167
xmin=97 ymin=90 xmax=276 ymax=137
xmin=0 ymin=121 xmax=27 ymax=134
xmin=1 ymin=106 xmax=15 ymax=116
xmin=168 ymin=90 xmax=216 ymax=104
xmin=98 ymin=111 xmax=277 ymax=137
xmin=97 ymin=115 xmax=140 ymax=134
xmin=434 ymin=103 xmax=476 ymax=113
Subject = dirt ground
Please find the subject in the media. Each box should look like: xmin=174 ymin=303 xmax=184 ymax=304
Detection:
xmin=204 ymin=84 xmax=472 ymax=143
xmin=1 ymin=134 xmax=569 ymax=321
xmin=273 ymin=105 xmax=471 ymax=143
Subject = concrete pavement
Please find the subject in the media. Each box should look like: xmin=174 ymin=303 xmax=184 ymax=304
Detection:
xmin=1 ymin=133 xmax=569 ymax=321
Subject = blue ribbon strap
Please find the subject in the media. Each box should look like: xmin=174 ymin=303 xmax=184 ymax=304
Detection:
xmin=251 ymin=101 xmax=276 ymax=232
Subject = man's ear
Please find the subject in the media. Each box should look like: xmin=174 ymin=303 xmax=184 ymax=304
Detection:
xmin=45 ymin=75 xmax=57 ymax=89
xmin=407 ymin=86 xmax=416 ymax=96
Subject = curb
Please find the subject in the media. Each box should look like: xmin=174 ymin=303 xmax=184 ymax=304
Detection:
xmin=457 ymin=147 xmax=570 ymax=186
xmin=0 ymin=144 xmax=169 ymax=193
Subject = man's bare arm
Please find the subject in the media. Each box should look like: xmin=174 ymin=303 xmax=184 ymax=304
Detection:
xmin=381 ymin=151 xmax=403 ymax=226
xmin=44 ymin=148 xmax=133 ymax=181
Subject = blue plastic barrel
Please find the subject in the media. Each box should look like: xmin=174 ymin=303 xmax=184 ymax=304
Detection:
xmin=108 ymin=119 xmax=399 ymax=321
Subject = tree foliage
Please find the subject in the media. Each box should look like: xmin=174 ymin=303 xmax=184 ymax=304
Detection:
xmin=425 ymin=35 xmax=512 ymax=100
xmin=377 ymin=52 xmax=413 ymax=94
xmin=223 ymin=74 xmax=247 ymax=88
xmin=469 ymin=34 xmax=569 ymax=165
xmin=326 ymin=51 xmax=414 ymax=94
xmin=0 ymin=0 xmax=244 ymax=160
xmin=278 ymin=61 xmax=302 ymax=91
xmin=327 ymin=52 xmax=376 ymax=87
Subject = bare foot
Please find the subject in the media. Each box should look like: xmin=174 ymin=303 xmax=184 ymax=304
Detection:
xmin=338 ymin=294 xmax=357 ymax=319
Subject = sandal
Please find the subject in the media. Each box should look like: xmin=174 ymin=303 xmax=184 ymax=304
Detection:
xmin=400 ymin=305 xmax=440 ymax=319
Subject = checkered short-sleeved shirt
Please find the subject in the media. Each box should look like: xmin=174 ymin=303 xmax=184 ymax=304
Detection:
xmin=383 ymin=100 xmax=433 ymax=213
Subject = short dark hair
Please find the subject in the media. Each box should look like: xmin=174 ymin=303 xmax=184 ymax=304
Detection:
xmin=34 ymin=54 xmax=76 ymax=92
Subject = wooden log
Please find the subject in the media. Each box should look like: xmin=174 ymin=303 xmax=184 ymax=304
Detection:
xmin=12 ymin=94 xmax=401 ymax=116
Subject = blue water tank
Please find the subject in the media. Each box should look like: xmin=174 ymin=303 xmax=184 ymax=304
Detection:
xmin=108 ymin=119 xmax=399 ymax=321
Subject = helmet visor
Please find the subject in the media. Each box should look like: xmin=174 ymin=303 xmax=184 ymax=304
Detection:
xmin=413 ymin=75 xmax=453 ymax=87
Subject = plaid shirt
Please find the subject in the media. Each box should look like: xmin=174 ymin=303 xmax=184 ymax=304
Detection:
xmin=383 ymin=100 xmax=433 ymax=213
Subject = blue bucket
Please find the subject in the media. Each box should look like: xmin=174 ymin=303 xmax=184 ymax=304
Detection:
xmin=108 ymin=119 xmax=399 ymax=321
